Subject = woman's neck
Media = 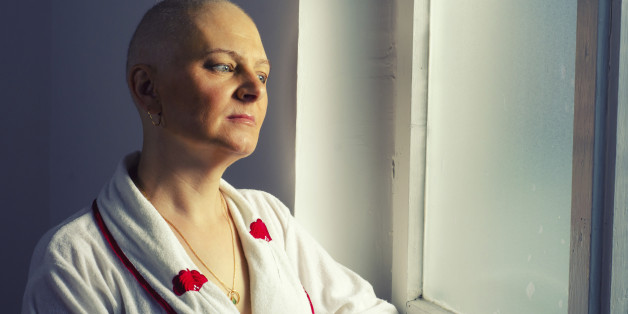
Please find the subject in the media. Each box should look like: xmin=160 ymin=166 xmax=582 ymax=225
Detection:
xmin=134 ymin=139 xmax=236 ymax=226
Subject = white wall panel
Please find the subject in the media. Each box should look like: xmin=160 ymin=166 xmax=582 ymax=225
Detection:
xmin=295 ymin=0 xmax=396 ymax=300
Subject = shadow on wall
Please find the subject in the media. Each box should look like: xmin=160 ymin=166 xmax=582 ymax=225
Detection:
xmin=0 ymin=1 xmax=297 ymax=312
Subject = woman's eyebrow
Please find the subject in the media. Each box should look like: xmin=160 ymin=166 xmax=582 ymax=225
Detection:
xmin=206 ymin=48 xmax=270 ymax=69
xmin=257 ymin=59 xmax=271 ymax=70
xmin=205 ymin=48 xmax=238 ymax=58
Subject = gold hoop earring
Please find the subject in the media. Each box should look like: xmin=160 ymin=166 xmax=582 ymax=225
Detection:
xmin=147 ymin=111 xmax=162 ymax=126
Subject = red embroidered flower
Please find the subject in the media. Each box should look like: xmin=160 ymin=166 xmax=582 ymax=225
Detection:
xmin=249 ymin=219 xmax=272 ymax=242
xmin=172 ymin=269 xmax=208 ymax=296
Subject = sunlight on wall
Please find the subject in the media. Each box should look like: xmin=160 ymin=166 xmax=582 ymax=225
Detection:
xmin=294 ymin=0 xmax=395 ymax=299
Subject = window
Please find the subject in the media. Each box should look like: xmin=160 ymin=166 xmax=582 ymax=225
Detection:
xmin=393 ymin=0 xmax=627 ymax=313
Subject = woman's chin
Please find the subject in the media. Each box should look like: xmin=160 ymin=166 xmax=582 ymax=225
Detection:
xmin=220 ymin=137 xmax=259 ymax=158
xmin=172 ymin=130 xmax=259 ymax=158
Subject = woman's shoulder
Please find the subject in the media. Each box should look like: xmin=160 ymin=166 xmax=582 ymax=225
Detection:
xmin=233 ymin=189 xmax=292 ymax=218
xmin=23 ymin=206 xmax=139 ymax=313
xmin=28 ymin=207 xmax=105 ymax=273
xmin=236 ymin=188 xmax=283 ymax=205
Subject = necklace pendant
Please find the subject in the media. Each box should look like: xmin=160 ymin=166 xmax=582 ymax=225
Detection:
xmin=228 ymin=289 xmax=240 ymax=305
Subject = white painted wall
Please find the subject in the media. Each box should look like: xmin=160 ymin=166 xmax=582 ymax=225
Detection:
xmin=295 ymin=0 xmax=396 ymax=302
xmin=3 ymin=1 xmax=297 ymax=312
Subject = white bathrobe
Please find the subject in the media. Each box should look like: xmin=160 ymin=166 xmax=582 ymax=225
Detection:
xmin=22 ymin=153 xmax=398 ymax=314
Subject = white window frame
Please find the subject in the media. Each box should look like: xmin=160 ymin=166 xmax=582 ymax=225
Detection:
xmin=390 ymin=0 xmax=627 ymax=313
xmin=391 ymin=0 xmax=440 ymax=312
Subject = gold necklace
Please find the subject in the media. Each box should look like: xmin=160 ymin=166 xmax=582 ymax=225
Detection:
xmin=143 ymin=189 xmax=240 ymax=305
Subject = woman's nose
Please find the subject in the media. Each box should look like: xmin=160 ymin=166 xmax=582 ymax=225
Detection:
xmin=235 ymin=71 xmax=265 ymax=103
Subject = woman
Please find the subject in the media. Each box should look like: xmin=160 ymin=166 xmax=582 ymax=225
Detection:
xmin=22 ymin=0 xmax=398 ymax=313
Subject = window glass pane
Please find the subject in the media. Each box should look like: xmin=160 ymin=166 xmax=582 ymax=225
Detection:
xmin=423 ymin=1 xmax=576 ymax=313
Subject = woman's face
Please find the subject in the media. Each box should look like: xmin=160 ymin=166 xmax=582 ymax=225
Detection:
xmin=155 ymin=3 xmax=269 ymax=157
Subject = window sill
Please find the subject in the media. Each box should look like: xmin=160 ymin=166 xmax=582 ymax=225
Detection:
xmin=407 ymin=298 xmax=456 ymax=314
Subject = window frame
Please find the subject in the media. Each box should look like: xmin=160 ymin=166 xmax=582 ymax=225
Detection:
xmin=390 ymin=0 xmax=625 ymax=312
xmin=390 ymin=0 xmax=429 ymax=311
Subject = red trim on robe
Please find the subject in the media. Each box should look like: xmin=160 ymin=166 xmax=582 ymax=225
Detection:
xmin=304 ymin=288 xmax=315 ymax=314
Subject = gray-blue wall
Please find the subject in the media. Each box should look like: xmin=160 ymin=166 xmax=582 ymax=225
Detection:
xmin=1 ymin=1 xmax=297 ymax=312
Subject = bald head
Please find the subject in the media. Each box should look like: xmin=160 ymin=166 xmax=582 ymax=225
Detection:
xmin=126 ymin=0 xmax=240 ymax=74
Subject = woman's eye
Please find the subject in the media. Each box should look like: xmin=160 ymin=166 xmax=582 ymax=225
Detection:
xmin=211 ymin=64 xmax=233 ymax=72
xmin=257 ymin=74 xmax=267 ymax=84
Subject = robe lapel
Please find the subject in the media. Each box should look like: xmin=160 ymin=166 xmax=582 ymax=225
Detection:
xmin=221 ymin=181 xmax=313 ymax=313
xmin=97 ymin=153 xmax=236 ymax=313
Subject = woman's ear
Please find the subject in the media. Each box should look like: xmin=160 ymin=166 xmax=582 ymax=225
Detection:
xmin=128 ymin=64 xmax=160 ymax=113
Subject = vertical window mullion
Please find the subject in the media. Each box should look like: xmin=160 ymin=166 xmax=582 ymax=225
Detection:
xmin=568 ymin=0 xmax=620 ymax=312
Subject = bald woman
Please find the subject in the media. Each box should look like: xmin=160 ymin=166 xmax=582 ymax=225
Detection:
xmin=22 ymin=1 xmax=398 ymax=313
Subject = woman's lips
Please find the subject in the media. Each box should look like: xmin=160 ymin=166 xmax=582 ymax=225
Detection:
xmin=227 ymin=114 xmax=256 ymax=125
